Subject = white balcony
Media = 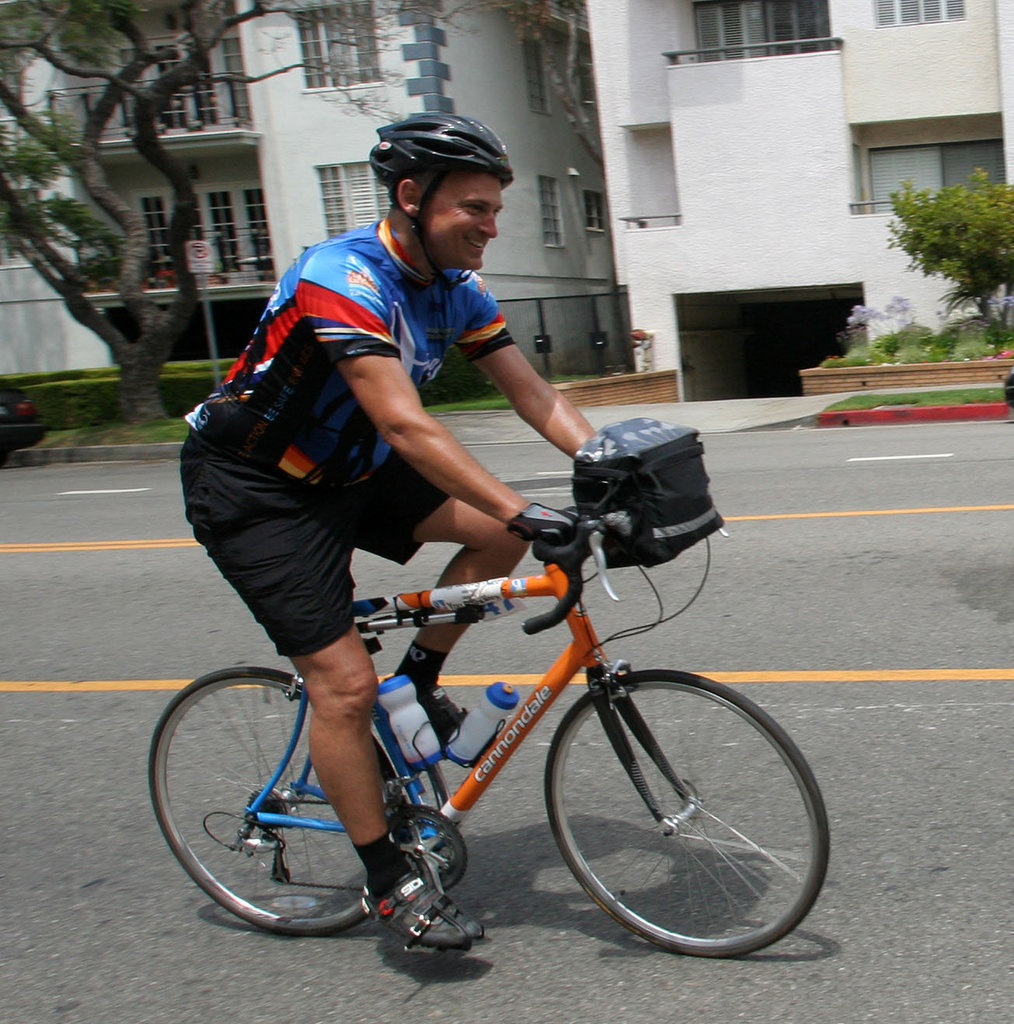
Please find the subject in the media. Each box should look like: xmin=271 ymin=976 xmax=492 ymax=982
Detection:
xmin=48 ymin=77 xmax=258 ymax=158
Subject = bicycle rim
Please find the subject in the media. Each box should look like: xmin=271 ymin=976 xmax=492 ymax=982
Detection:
xmin=148 ymin=667 xmax=367 ymax=936
xmin=545 ymin=670 xmax=829 ymax=957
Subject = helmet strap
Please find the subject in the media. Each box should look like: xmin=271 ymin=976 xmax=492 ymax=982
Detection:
xmin=402 ymin=171 xmax=447 ymax=280
xmin=392 ymin=170 xmax=467 ymax=287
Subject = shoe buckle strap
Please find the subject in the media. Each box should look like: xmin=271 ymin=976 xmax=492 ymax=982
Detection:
xmin=406 ymin=893 xmax=451 ymax=940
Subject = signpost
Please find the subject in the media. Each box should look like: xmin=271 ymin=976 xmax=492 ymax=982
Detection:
xmin=185 ymin=240 xmax=222 ymax=388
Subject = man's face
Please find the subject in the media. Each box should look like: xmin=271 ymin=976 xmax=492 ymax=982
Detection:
xmin=416 ymin=170 xmax=504 ymax=272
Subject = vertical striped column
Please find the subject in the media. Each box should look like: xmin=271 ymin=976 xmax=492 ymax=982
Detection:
xmin=398 ymin=8 xmax=453 ymax=113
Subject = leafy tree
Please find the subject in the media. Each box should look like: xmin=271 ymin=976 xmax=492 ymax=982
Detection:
xmin=0 ymin=0 xmax=395 ymax=422
xmin=889 ymin=168 xmax=1014 ymax=329
xmin=0 ymin=0 xmax=599 ymax=422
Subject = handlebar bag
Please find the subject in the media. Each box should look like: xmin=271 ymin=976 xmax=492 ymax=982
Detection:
xmin=572 ymin=418 xmax=723 ymax=567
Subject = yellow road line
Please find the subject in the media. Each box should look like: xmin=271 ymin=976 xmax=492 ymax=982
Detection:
xmin=1 ymin=679 xmax=195 ymax=692
xmin=4 ymin=669 xmax=1014 ymax=693
xmin=724 ymin=504 xmax=1014 ymax=522
xmin=4 ymin=504 xmax=1014 ymax=555
xmin=706 ymin=669 xmax=1014 ymax=683
xmin=0 ymin=538 xmax=198 ymax=553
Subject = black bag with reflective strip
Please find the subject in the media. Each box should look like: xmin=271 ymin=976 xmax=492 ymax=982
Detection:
xmin=572 ymin=418 xmax=723 ymax=568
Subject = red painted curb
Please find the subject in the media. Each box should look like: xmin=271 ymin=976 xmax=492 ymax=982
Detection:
xmin=818 ymin=403 xmax=1011 ymax=427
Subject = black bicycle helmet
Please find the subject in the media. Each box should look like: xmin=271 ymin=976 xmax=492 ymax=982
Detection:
xmin=370 ymin=113 xmax=514 ymax=193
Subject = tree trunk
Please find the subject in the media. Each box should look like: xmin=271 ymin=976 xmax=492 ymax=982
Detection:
xmin=117 ymin=344 xmax=169 ymax=422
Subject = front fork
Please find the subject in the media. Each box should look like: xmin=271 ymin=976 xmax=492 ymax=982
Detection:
xmin=586 ymin=662 xmax=697 ymax=831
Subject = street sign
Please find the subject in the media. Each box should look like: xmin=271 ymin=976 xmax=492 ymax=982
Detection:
xmin=185 ymin=239 xmax=215 ymax=275
xmin=185 ymin=239 xmax=222 ymax=387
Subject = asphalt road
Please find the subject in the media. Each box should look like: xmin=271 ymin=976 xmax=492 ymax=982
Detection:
xmin=2 ymin=419 xmax=1012 ymax=1023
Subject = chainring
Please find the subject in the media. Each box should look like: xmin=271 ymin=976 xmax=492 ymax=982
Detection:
xmin=389 ymin=805 xmax=468 ymax=890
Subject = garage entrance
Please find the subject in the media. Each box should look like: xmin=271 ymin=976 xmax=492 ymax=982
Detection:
xmin=676 ymin=285 xmax=862 ymax=400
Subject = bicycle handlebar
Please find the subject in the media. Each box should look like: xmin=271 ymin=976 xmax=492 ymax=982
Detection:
xmin=521 ymin=521 xmax=595 ymax=635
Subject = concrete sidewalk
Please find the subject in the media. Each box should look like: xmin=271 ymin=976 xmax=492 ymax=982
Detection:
xmin=434 ymin=394 xmax=836 ymax=447
xmin=8 ymin=389 xmax=1010 ymax=467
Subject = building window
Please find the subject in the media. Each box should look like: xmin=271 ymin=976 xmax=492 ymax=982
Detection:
xmin=141 ymin=189 xmax=274 ymax=283
xmin=318 ymin=163 xmax=388 ymax=235
xmin=206 ymin=190 xmax=241 ymax=273
xmin=523 ymin=39 xmax=549 ymax=113
xmin=243 ymin=188 xmax=274 ymax=278
xmin=141 ymin=195 xmax=172 ymax=279
xmin=874 ymin=0 xmax=965 ymax=27
xmin=583 ymin=189 xmax=605 ymax=231
xmin=220 ymin=34 xmax=250 ymax=123
xmin=539 ymin=176 xmax=563 ymax=246
xmin=868 ymin=139 xmax=1005 ymax=210
xmin=297 ymin=2 xmax=381 ymax=89
xmin=695 ymin=1 xmax=831 ymax=59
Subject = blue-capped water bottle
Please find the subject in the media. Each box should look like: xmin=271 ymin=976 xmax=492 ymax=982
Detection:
xmin=376 ymin=675 xmax=441 ymax=769
xmin=445 ymin=681 xmax=519 ymax=765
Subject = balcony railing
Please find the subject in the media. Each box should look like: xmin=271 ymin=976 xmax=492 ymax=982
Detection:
xmin=850 ymin=200 xmax=893 ymax=215
xmin=145 ymin=228 xmax=274 ymax=291
xmin=666 ymin=37 xmax=842 ymax=65
xmin=49 ymin=77 xmax=253 ymax=143
xmin=619 ymin=214 xmax=683 ymax=229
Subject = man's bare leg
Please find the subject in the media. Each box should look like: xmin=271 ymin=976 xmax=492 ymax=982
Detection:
xmin=292 ymin=627 xmax=387 ymax=845
xmin=293 ymin=620 xmax=482 ymax=947
xmin=410 ymin=497 xmax=527 ymax=654
xmin=388 ymin=499 xmax=528 ymax=740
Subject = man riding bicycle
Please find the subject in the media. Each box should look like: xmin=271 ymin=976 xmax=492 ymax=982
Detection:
xmin=180 ymin=113 xmax=594 ymax=950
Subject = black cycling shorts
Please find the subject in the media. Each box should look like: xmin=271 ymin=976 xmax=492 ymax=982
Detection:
xmin=180 ymin=434 xmax=449 ymax=658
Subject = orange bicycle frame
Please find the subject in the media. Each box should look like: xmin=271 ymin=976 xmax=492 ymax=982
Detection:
xmin=388 ymin=562 xmax=606 ymax=823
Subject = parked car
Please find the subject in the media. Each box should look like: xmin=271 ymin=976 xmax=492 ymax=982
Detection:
xmin=1005 ymin=365 xmax=1014 ymax=415
xmin=0 ymin=388 xmax=46 ymax=466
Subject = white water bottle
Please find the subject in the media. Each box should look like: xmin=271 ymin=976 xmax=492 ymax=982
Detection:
xmin=446 ymin=682 xmax=519 ymax=765
xmin=376 ymin=675 xmax=441 ymax=769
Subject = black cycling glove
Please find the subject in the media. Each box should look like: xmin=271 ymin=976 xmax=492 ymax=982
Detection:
xmin=507 ymin=503 xmax=578 ymax=545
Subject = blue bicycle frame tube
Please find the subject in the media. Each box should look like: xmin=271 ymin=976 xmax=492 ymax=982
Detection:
xmin=246 ymin=683 xmax=347 ymax=833
xmin=244 ymin=687 xmax=431 ymax=834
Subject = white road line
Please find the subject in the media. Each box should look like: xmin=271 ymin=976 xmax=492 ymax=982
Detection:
xmin=57 ymin=488 xmax=152 ymax=495
xmin=847 ymin=454 xmax=954 ymax=463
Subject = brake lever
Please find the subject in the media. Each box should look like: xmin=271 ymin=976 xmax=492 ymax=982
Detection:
xmin=589 ymin=530 xmax=620 ymax=602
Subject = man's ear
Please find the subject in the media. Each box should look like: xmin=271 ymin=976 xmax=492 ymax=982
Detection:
xmin=395 ymin=177 xmax=422 ymax=217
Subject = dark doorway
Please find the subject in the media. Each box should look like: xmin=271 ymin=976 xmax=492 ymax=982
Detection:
xmin=741 ymin=298 xmax=854 ymax=397
xmin=105 ymin=297 xmax=266 ymax=364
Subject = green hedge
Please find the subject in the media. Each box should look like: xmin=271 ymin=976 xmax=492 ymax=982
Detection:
xmin=418 ymin=345 xmax=497 ymax=405
xmin=22 ymin=378 xmax=121 ymax=429
xmin=0 ymin=367 xmax=117 ymax=387
xmin=2 ymin=347 xmax=495 ymax=429
xmin=1 ymin=366 xmax=222 ymax=429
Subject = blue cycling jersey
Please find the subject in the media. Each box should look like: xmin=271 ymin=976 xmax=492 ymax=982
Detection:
xmin=186 ymin=219 xmax=513 ymax=485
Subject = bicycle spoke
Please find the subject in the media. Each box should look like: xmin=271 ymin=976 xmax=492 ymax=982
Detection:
xmin=149 ymin=669 xmax=368 ymax=936
xmin=545 ymin=671 xmax=828 ymax=957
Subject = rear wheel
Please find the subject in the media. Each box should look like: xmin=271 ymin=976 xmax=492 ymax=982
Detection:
xmin=545 ymin=670 xmax=829 ymax=957
xmin=149 ymin=667 xmax=368 ymax=935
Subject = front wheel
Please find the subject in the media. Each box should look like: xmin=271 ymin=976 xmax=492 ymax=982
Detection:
xmin=148 ymin=667 xmax=368 ymax=936
xmin=544 ymin=670 xmax=829 ymax=957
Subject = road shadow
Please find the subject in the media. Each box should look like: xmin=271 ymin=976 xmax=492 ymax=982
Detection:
xmin=192 ymin=817 xmax=839 ymax=977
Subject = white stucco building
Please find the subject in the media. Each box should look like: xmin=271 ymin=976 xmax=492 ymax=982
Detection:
xmin=0 ymin=3 xmax=615 ymax=375
xmin=586 ymin=0 xmax=1011 ymax=399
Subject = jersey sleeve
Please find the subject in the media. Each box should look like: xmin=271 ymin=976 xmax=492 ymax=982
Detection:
xmin=453 ymin=272 xmax=516 ymax=362
xmin=296 ymin=247 xmax=400 ymax=363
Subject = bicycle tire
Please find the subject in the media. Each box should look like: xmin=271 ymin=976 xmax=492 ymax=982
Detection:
xmin=544 ymin=670 xmax=829 ymax=957
xmin=148 ymin=667 xmax=368 ymax=936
